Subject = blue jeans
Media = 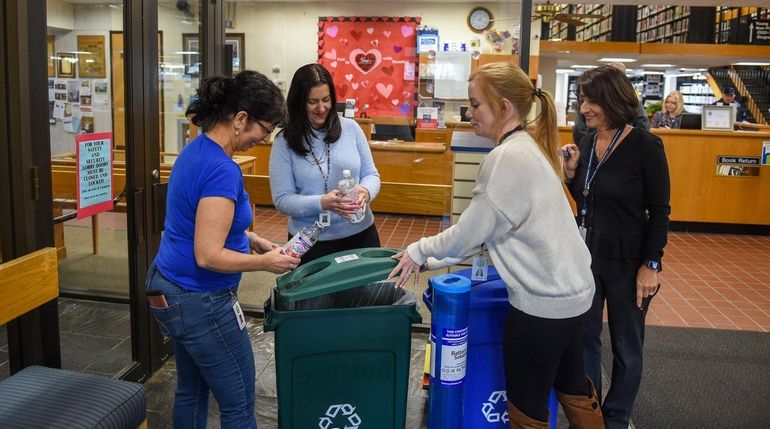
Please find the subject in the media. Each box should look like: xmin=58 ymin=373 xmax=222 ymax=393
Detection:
xmin=583 ymin=257 xmax=649 ymax=429
xmin=146 ymin=262 xmax=257 ymax=429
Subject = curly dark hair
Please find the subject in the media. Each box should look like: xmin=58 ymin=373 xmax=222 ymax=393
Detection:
xmin=282 ymin=64 xmax=341 ymax=156
xmin=577 ymin=65 xmax=639 ymax=131
xmin=186 ymin=70 xmax=286 ymax=130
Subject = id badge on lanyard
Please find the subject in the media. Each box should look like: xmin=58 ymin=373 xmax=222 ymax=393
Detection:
xmin=471 ymin=244 xmax=488 ymax=281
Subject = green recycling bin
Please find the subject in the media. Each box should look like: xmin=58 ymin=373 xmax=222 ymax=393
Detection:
xmin=264 ymin=247 xmax=422 ymax=429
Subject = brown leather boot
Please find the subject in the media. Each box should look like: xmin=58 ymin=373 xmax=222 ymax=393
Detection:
xmin=557 ymin=378 xmax=605 ymax=428
xmin=507 ymin=401 xmax=549 ymax=429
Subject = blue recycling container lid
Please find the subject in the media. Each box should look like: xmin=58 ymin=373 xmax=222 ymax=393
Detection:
xmin=430 ymin=274 xmax=471 ymax=294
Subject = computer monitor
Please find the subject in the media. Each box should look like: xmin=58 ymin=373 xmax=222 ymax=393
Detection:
xmin=679 ymin=113 xmax=702 ymax=130
xmin=459 ymin=106 xmax=470 ymax=122
xmin=371 ymin=124 xmax=414 ymax=142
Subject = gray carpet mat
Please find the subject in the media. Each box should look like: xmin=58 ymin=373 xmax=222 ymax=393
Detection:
xmin=601 ymin=325 xmax=770 ymax=428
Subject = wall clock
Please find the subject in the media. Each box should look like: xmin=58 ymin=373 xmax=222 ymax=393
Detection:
xmin=467 ymin=7 xmax=493 ymax=33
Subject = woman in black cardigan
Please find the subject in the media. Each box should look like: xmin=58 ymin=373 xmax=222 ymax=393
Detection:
xmin=562 ymin=65 xmax=671 ymax=429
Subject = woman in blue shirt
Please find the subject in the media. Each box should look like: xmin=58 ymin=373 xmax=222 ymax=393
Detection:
xmin=147 ymin=70 xmax=299 ymax=428
xmin=270 ymin=64 xmax=381 ymax=265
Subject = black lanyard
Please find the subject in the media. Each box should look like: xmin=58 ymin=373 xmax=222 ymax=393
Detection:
xmin=580 ymin=128 xmax=623 ymax=226
xmin=498 ymin=125 xmax=524 ymax=145
xmin=308 ymin=142 xmax=331 ymax=193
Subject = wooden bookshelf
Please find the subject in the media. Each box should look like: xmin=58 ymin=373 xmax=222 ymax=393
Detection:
xmin=574 ymin=5 xmax=612 ymax=41
xmin=637 ymin=6 xmax=691 ymax=43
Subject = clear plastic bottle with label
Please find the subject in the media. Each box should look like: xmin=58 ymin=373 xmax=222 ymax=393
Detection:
xmin=338 ymin=169 xmax=365 ymax=224
xmin=282 ymin=221 xmax=323 ymax=258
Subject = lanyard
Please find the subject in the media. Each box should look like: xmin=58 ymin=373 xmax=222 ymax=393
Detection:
xmin=580 ymin=127 xmax=623 ymax=225
xmin=308 ymin=142 xmax=331 ymax=193
xmin=498 ymin=125 xmax=524 ymax=145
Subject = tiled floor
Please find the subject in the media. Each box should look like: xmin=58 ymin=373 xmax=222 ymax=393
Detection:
xmin=252 ymin=206 xmax=770 ymax=332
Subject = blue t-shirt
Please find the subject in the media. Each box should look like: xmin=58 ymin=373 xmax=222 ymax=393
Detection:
xmin=155 ymin=134 xmax=252 ymax=291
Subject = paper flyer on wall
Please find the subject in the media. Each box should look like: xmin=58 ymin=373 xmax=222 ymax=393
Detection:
xmin=417 ymin=106 xmax=439 ymax=128
xmin=93 ymin=80 xmax=108 ymax=104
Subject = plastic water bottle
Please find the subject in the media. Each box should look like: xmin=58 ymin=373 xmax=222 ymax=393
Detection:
xmin=282 ymin=221 xmax=323 ymax=258
xmin=428 ymin=274 xmax=471 ymax=429
xmin=338 ymin=169 xmax=364 ymax=224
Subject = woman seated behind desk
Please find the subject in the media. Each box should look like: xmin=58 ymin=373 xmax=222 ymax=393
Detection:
xmin=651 ymin=91 xmax=686 ymax=129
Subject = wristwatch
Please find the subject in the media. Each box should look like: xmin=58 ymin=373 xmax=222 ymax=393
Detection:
xmin=645 ymin=260 xmax=660 ymax=271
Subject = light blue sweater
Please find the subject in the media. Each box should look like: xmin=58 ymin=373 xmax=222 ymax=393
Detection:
xmin=269 ymin=117 xmax=381 ymax=240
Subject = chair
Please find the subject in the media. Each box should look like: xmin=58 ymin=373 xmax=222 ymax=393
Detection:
xmin=0 ymin=248 xmax=147 ymax=429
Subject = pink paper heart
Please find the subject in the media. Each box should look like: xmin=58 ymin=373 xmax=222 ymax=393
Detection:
xmin=325 ymin=26 xmax=339 ymax=38
xmin=376 ymin=83 xmax=394 ymax=98
xmin=345 ymin=74 xmax=353 ymax=81
xmin=330 ymin=61 xmax=338 ymax=68
xmin=366 ymin=27 xmax=374 ymax=35
xmin=340 ymin=38 xmax=349 ymax=46
xmin=361 ymin=80 xmax=370 ymax=88
xmin=391 ymin=98 xmax=399 ymax=106
xmin=352 ymin=83 xmax=360 ymax=90
xmin=323 ymin=49 xmax=337 ymax=60
xmin=383 ymin=30 xmax=392 ymax=38
xmin=370 ymin=40 xmax=379 ymax=48
xmin=401 ymin=25 xmax=414 ymax=38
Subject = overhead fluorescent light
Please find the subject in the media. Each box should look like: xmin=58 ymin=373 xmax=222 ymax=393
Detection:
xmin=570 ymin=65 xmax=595 ymax=69
xmin=599 ymin=57 xmax=635 ymax=63
xmin=733 ymin=62 xmax=770 ymax=66
xmin=643 ymin=71 xmax=665 ymax=75
xmin=641 ymin=64 xmax=675 ymax=68
xmin=556 ymin=69 xmax=575 ymax=73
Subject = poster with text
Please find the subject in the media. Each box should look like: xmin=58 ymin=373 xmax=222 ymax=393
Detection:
xmin=76 ymin=132 xmax=113 ymax=219
xmin=317 ymin=17 xmax=420 ymax=117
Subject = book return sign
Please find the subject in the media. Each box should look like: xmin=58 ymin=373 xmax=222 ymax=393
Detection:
xmin=76 ymin=132 xmax=113 ymax=219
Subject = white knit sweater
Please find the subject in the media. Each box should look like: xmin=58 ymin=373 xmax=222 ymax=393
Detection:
xmin=407 ymin=131 xmax=595 ymax=319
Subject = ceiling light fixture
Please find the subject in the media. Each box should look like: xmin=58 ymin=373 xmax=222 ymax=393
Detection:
xmin=599 ymin=57 xmax=635 ymax=63
xmin=641 ymin=64 xmax=675 ymax=68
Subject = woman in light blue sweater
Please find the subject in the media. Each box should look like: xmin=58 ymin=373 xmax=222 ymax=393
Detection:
xmin=389 ymin=63 xmax=603 ymax=428
xmin=270 ymin=64 xmax=381 ymax=265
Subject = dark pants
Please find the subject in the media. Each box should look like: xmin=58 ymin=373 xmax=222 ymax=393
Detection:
xmin=290 ymin=222 xmax=381 ymax=266
xmin=583 ymin=256 xmax=650 ymax=429
xmin=503 ymin=305 xmax=590 ymax=421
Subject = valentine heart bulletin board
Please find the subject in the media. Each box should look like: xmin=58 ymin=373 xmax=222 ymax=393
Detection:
xmin=318 ymin=17 xmax=421 ymax=117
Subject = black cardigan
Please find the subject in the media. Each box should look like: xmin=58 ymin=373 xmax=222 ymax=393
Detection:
xmin=568 ymin=128 xmax=671 ymax=265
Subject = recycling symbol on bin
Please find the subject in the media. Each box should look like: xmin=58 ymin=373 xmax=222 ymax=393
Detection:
xmin=481 ymin=390 xmax=509 ymax=423
xmin=318 ymin=403 xmax=361 ymax=429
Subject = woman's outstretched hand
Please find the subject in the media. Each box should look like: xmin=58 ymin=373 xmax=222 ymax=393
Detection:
xmin=388 ymin=250 xmax=421 ymax=288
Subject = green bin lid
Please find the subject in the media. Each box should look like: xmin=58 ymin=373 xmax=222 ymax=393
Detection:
xmin=275 ymin=247 xmax=401 ymax=305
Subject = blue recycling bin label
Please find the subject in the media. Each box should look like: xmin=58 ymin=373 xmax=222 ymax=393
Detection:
xmin=431 ymin=327 xmax=468 ymax=386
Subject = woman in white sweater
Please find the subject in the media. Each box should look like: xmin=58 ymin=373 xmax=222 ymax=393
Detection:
xmin=389 ymin=63 xmax=603 ymax=428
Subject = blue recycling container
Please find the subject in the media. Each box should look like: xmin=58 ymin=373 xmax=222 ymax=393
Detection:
xmin=428 ymin=274 xmax=471 ymax=429
xmin=424 ymin=267 xmax=558 ymax=428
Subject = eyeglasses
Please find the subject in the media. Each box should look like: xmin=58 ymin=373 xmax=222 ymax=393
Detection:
xmin=257 ymin=121 xmax=276 ymax=136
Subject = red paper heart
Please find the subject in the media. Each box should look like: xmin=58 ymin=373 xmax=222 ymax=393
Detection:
xmin=317 ymin=40 xmax=324 ymax=47
xmin=355 ymin=53 xmax=377 ymax=72
xmin=382 ymin=65 xmax=394 ymax=76
xmin=350 ymin=30 xmax=363 ymax=41
xmin=317 ymin=32 xmax=324 ymax=37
